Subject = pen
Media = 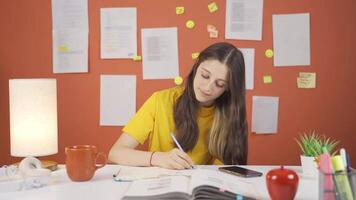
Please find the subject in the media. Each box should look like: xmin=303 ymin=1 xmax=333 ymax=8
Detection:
xmin=319 ymin=147 xmax=336 ymax=200
xmin=113 ymin=168 xmax=121 ymax=178
xmin=170 ymin=132 xmax=195 ymax=169
xmin=331 ymin=155 xmax=353 ymax=200
xmin=340 ymin=148 xmax=347 ymax=167
xmin=345 ymin=153 xmax=355 ymax=198
xmin=170 ymin=132 xmax=184 ymax=152
xmin=112 ymin=168 xmax=132 ymax=182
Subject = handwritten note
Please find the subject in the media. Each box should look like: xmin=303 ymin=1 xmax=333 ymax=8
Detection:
xmin=297 ymin=72 xmax=316 ymax=88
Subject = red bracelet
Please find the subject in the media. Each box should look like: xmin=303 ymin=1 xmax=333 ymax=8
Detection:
xmin=149 ymin=152 xmax=156 ymax=166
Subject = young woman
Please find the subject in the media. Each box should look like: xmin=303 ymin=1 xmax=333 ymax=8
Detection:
xmin=108 ymin=42 xmax=248 ymax=169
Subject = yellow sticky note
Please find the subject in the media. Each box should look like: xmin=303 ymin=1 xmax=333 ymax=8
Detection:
xmin=133 ymin=55 xmax=142 ymax=61
xmin=297 ymin=77 xmax=309 ymax=88
xmin=298 ymin=72 xmax=316 ymax=88
xmin=207 ymin=24 xmax=216 ymax=32
xmin=299 ymin=72 xmax=316 ymax=79
xmin=59 ymin=45 xmax=69 ymax=52
xmin=186 ymin=20 xmax=195 ymax=29
xmin=208 ymin=2 xmax=218 ymax=13
xmin=176 ymin=6 xmax=184 ymax=15
xmin=209 ymin=30 xmax=218 ymax=38
xmin=263 ymin=75 xmax=272 ymax=84
xmin=297 ymin=77 xmax=316 ymax=89
xmin=191 ymin=52 xmax=200 ymax=59
xmin=265 ymin=49 xmax=273 ymax=58
xmin=174 ymin=76 xmax=183 ymax=85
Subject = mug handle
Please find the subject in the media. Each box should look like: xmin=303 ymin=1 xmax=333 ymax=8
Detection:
xmin=95 ymin=152 xmax=107 ymax=170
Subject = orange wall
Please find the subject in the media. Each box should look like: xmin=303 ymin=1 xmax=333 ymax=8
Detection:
xmin=1 ymin=0 xmax=355 ymax=166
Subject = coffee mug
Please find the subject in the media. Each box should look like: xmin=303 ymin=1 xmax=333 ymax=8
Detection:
xmin=65 ymin=145 xmax=107 ymax=182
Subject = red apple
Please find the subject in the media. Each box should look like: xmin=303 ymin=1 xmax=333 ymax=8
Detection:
xmin=266 ymin=166 xmax=299 ymax=200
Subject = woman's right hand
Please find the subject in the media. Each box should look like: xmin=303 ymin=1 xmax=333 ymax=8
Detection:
xmin=151 ymin=149 xmax=194 ymax=170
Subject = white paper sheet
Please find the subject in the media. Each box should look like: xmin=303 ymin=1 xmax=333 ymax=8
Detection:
xmin=100 ymin=8 xmax=137 ymax=59
xmin=272 ymin=13 xmax=310 ymax=66
xmin=225 ymin=0 xmax=264 ymax=40
xmin=252 ymin=96 xmax=279 ymax=134
xmin=141 ymin=27 xmax=179 ymax=79
xmin=52 ymin=30 xmax=88 ymax=73
xmin=100 ymin=75 xmax=136 ymax=126
xmin=240 ymin=48 xmax=255 ymax=90
xmin=51 ymin=0 xmax=88 ymax=73
xmin=51 ymin=0 xmax=88 ymax=30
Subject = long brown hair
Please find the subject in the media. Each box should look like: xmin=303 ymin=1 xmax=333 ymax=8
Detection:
xmin=173 ymin=42 xmax=248 ymax=165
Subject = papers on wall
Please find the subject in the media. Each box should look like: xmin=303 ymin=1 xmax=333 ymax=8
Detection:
xmin=225 ymin=0 xmax=264 ymax=40
xmin=297 ymin=72 xmax=316 ymax=88
xmin=51 ymin=0 xmax=88 ymax=30
xmin=273 ymin=13 xmax=310 ymax=67
xmin=100 ymin=8 xmax=137 ymax=59
xmin=141 ymin=27 xmax=179 ymax=79
xmin=52 ymin=30 xmax=88 ymax=73
xmin=100 ymin=75 xmax=136 ymax=126
xmin=252 ymin=96 xmax=279 ymax=134
xmin=240 ymin=48 xmax=255 ymax=90
xmin=51 ymin=0 xmax=88 ymax=73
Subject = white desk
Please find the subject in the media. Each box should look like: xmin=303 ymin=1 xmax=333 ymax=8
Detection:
xmin=0 ymin=165 xmax=317 ymax=200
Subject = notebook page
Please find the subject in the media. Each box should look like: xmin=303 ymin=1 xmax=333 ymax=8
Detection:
xmin=123 ymin=176 xmax=190 ymax=197
xmin=114 ymin=166 xmax=194 ymax=181
xmin=188 ymin=169 xmax=259 ymax=198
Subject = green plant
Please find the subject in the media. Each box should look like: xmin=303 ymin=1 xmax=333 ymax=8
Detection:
xmin=295 ymin=130 xmax=339 ymax=157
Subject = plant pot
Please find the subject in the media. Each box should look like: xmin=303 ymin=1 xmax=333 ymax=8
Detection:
xmin=300 ymin=155 xmax=318 ymax=177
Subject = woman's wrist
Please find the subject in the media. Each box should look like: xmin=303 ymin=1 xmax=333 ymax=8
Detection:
xmin=150 ymin=151 xmax=162 ymax=167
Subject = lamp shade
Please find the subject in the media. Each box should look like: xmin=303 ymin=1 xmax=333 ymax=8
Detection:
xmin=9 ymin=79 xmax=58 ymax=157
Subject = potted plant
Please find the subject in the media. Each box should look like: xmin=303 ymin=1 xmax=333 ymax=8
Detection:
xmin=295 ymin=130 xmax=339 ymax=176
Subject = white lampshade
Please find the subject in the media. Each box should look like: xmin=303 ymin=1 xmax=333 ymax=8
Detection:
xmin=9 ymin=78 xmax=58 ymax=157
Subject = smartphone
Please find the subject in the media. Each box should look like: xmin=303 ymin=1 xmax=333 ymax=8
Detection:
xmin=218 ymin=166 xmax=263 ymax=178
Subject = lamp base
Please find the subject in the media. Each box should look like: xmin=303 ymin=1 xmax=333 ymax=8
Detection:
xmin=14 ymin=159 xmax=58 ymax=171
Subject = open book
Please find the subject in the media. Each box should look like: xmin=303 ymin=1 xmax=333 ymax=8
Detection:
xmin=121 ymin=169 xmax=259 ymax=200
xmin=113 ymin=166 xmax=195 ymax=181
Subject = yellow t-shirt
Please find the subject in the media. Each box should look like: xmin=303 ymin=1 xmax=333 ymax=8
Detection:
xmin=122 ymin=87 xmax=217 ymax=165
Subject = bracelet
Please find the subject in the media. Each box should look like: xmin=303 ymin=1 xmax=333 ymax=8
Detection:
xmin=149 ymin=152 xmax=156 ymax=167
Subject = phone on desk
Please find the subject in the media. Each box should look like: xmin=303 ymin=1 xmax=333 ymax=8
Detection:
xmin=219 ymin=166 xmax=263 ymax=178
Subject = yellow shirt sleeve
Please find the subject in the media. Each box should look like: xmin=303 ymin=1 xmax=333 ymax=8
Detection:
xmin=122 ymin=92 xmax=157 ymax=144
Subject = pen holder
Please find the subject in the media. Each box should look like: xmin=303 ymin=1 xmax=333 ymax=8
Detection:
xmin=319 ymin=169 xmax=355 ymax=200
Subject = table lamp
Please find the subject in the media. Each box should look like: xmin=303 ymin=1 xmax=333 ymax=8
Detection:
xmin=9 ymin=78 xmax=58 ymax=171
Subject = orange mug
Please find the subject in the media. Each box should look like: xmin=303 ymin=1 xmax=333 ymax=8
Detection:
xmin=65 ymin=145 xmax=107 ymax=182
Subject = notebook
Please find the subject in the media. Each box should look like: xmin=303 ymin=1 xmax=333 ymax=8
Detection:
xmin=121 ymin=169 xmax=259 ymax=199
xmin=113 ymin=166 xmax=195 ymax=181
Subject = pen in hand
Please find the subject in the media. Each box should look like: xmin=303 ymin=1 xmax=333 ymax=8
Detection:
xmin=170 ymin=132 xmax=195 ymax=169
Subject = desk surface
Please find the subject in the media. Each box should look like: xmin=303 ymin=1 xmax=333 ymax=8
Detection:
xmin=0 ymin=165 xmax=318 ymax=200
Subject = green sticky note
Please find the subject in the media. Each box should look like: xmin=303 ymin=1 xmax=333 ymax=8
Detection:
xmin=263 ymin=75 xmax=272 ymax=84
